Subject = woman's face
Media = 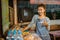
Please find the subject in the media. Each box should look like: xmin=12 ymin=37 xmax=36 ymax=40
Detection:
xmin=38 ymin=7 xmax=45 ymax=16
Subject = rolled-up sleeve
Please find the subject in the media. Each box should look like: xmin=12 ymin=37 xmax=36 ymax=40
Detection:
xmin=28 ymin=15 xmax=36 ymax=28
xmin=46 ymin=17 xmax=50 ymax=31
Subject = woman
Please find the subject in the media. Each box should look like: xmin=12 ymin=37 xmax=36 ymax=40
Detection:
xmin=22 ymin=4 xmax=51 ymax=40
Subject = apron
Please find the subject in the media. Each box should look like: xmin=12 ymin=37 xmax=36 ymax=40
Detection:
xmin=36 ymin=18 xmax=51 ymax=40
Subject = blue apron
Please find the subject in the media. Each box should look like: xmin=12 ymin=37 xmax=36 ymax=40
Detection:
xmin=36 ymin=19 xmax=51 ymax=40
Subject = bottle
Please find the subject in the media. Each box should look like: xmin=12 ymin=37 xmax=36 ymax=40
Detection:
xmin=11 ymin=36 xmax=15 ymax=40
xmin=6 ymin=36 xmax=11 ymax=40
xmin=17 ymin=35 xmax=23 ymax=40
xmin=13 ymin=30 xmax=23 ymax=40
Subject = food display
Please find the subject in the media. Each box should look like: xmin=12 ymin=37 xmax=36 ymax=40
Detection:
xmin=7 ymin=26 xmax=42 ymax=40
xmin=22 ymin=31 xmax=30 ymax=36
xmin=24 ymin=34 xmax=34 ymax=40
xmin=23 ymin=33 xmax=42 ymax=40
xmin=32 ymin=33 xmax=42 ymax=40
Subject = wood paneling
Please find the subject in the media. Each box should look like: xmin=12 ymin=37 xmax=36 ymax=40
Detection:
xmin=9 ymin=7 xmax=14 ymax=26
xmin=50 ymin=25 xmax=60 ymax=31
xmin=1 ymin=0 xmax=9 ymax=34
xmin=0 ymin=0 xmax=3 ymax=37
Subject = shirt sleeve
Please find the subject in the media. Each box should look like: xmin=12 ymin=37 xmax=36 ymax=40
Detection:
xmin=27 ymin=15 xmax=36 ymax=28
xmin=46 ymin=17 xmax=50 ymax=31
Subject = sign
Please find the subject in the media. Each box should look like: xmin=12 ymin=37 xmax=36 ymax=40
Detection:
xmin=30 ymin=0 xmax=60 ymax=4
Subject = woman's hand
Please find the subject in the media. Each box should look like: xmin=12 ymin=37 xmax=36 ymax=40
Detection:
xmin=42 ymin=20 xmax=48 ymax=28
xmin=21 ymin=26 xmax=29 ymax=32
xmin=21 ymin=28 xmax=25 ymax=32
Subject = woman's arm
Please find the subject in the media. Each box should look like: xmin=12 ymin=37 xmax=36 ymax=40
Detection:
xmin=21 ymin=26 xmax=29 ymax=32
xmin=22 ymin=15 xmax=36 ymax=32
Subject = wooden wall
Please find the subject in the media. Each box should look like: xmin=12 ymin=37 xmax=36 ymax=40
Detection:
xmin=50 ymin=25 xmax=60 ymax=31
xmin=1 ymin=0 xmax=9 ymax=34
xmin=0 ymin=0 xmax=3 ymax=37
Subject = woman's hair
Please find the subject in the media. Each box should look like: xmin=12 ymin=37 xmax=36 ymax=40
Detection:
xmin=37 ymin=4 xmax=46 ymax=9
xmin=37 ymin=4 xmax=46 ymax=15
